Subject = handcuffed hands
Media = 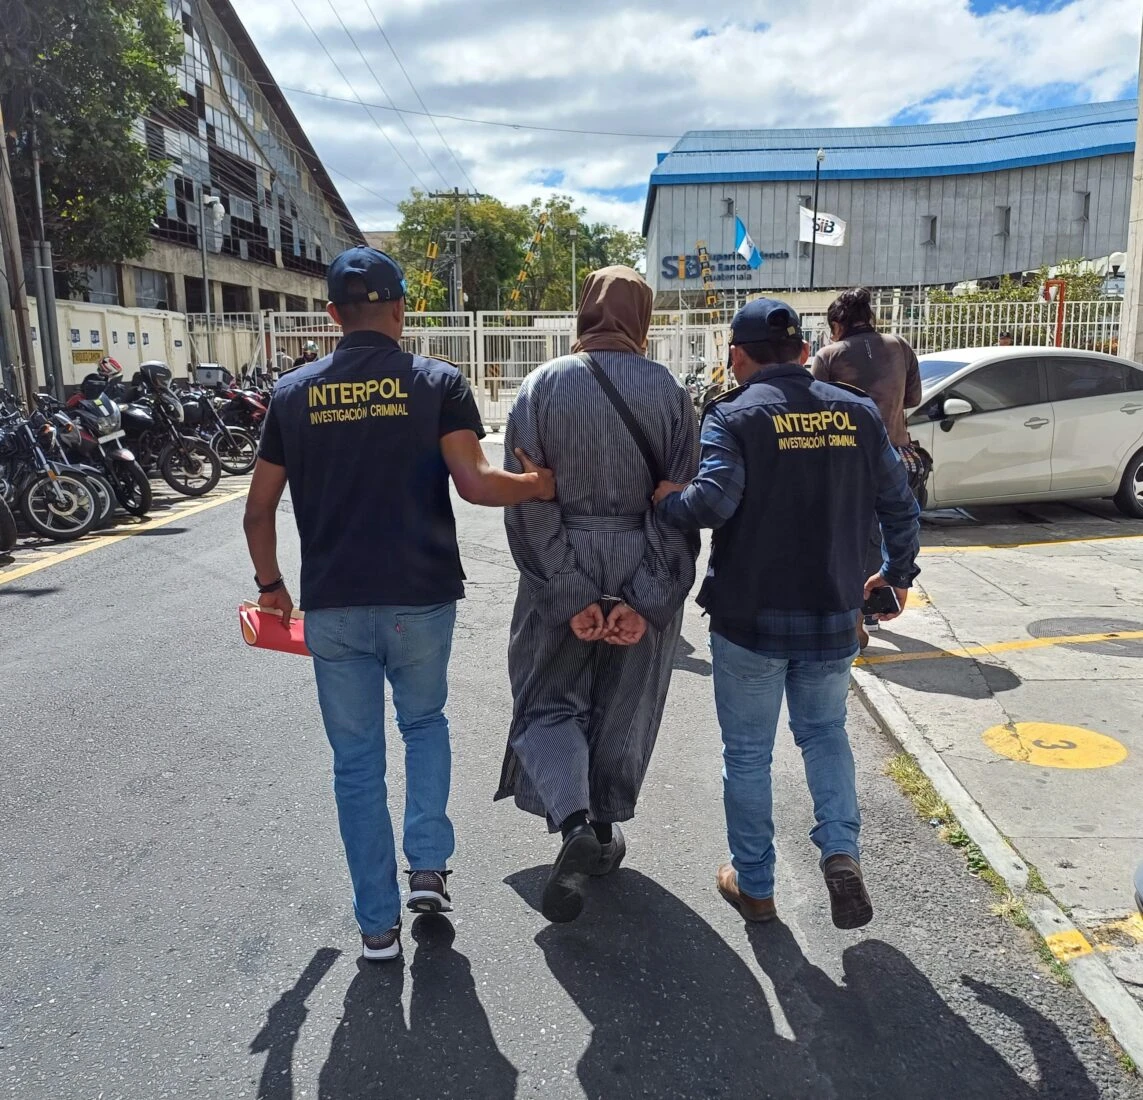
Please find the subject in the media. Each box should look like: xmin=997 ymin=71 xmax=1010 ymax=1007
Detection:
xmin=569 ymin=602 xmax=647 ymax=646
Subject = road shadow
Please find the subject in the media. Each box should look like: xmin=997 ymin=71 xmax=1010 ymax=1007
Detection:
xmin=862 ymin=627 xmax=1021 ymax=699
xmin=672 ymin=633 xmax=712 ymax=677
xmin=316 ymin=916 xmax=517 ymax=1100
xmin=123 ymin=527 xmax=188 ymax=536
xmin=507 ymin=868 xmax=1094 ymax=1099
xmin=251 ymin=947 xmax=341 ymax=1100
xmin=749 ymin=920 xmax=1100 ymax=1100
xmin=0 ymin=585 xmax=61 ymax=598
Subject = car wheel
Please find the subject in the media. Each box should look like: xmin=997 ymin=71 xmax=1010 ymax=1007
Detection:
xmin=1113 ymin=450 xmax=1143 ymax=519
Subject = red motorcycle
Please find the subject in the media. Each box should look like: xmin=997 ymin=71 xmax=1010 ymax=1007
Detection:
xmin=216 ymin=383 xmax=269 ymax=439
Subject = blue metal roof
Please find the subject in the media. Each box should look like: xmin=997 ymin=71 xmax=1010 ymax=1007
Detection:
xmin=643 ymin=101 xmax=1136 ymax=234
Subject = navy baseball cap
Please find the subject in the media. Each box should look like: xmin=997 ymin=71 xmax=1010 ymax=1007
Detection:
xmin=730 ymin=298 xmax=803 ymax=345
xmin=327 ymin=246 xmax=407 ymax=305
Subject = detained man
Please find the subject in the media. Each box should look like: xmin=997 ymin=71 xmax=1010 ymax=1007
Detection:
xmin=654 ymin=298 xmax=920 ymax=930
xmin=495 ymin=266 xmax=700 ymax=924
xmin=243 ymin=247 xmax=555 ymax=961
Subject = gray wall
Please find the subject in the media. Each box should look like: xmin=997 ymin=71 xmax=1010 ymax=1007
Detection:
xmin=646 ymin=153 xmax=1132 ymax=294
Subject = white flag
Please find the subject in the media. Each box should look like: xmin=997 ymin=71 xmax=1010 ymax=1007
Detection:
xmin=799 ymin=206 xmax=846 ymax=247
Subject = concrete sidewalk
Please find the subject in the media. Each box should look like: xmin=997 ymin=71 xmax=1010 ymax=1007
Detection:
xmin=854 ymin=499 xmax=1143 ymax=1034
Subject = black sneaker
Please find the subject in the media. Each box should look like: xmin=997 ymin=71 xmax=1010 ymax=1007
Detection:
xmin=823 ymin=854 xmax=873 ymax=929
xmin=361 ymin=923 xmax=401 ymax=962
xmin=589 ymin=823 xmax=627 ymax=877
xmin=407 ymin=870 xmax=452 ymax=914
xmin=542 ymin=824 xmax=601 ymax=923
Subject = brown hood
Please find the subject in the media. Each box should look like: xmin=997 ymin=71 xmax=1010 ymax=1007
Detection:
xmin=572 ymin=265 xmax=652 ymax=356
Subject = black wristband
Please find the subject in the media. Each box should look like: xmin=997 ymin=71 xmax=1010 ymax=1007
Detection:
xmin=256 ymin=575 xmax=285 ymax=594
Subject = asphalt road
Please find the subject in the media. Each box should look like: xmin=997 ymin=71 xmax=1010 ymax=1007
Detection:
xmin=2 ymin=448 xmax=1141 ymax=1100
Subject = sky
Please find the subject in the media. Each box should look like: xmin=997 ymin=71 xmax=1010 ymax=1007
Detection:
xmin=229 ymin=0 xmax=1141 ymax=233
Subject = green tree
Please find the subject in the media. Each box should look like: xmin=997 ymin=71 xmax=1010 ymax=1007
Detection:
xmin=390 ymin=191 xmax=647 ymax=313
xmin=1 ymin=0 xmax=181 ymax=283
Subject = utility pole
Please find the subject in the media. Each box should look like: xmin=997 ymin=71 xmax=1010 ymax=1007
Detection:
xmin=31 ymin=123 xmax=64 ymax=400
xmin=0 ymin=101 xmax=37 ymax=403
xmin=429 ymin=188 xmax=484 ymax=312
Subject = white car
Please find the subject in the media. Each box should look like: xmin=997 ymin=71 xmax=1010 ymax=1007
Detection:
xmin=909 ymin=347 xmax=1143 ymax=517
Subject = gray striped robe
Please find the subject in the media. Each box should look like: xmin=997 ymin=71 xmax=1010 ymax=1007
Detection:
xmin=495 ymin=351 xmax=700 ymax=830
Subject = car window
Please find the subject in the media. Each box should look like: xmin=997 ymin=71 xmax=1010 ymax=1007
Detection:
xmin=1045 ymin=357 xmax=1143 ymax=402
xmin=918 ymin=358 xmax=969 ymax=387
xmin=946 ymin=359 xmax=1044 ymax=414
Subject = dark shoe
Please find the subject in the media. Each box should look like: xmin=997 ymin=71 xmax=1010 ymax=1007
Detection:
xmin=863 ymin=615 xmax=881 ymax=632
xmin=823 ymin=854 xmax=873 ymax=929
xmin=716 ymin=864 xmax=776 ymax=922
xmin=589 ymin=823 xmax=626 ymax=877
xmin=407 ymin=870 xmax=452 ymax=914
xmin=361 ymin=923 xmax=401 ymax=961
xmin=541 ymin=824 xmax=601 ymax=923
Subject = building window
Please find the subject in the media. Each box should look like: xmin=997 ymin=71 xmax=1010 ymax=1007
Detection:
xmin=284 ymin=294 xmax=307 ymax=312
xmin=995 ymin=205 xmax=1011 ymax=237
xmin=1074 ymin=191 xmax=1090 ymax=221
xmin=221 ymin=283 xmax=251 ymax=312
xmin=134 ymin=267 xmax=172 ymax=310
xmin=78 ymin=265 xmax=120 ymax=305
xmin=920 ymin=215 xmax=938 ymax=246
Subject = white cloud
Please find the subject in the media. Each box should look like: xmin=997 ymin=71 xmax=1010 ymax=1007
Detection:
xmin=230 ymin=0 xmax=1140 ymax=232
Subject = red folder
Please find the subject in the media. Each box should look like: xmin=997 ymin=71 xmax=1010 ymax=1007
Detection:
xmin=238 ymin=601 xmax=310 ymax=657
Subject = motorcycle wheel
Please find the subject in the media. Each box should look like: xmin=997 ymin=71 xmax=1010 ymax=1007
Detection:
xmin=19 ymin=472 xmax=98 ymax=541
xmin=210 ymin=427 xmax=258 ymax=475
xmin=0 ymin=495 xmax=17 ymax=552
xmin=220 ymin=409 xmax=259 ymax=439
xmin=111 ymin=460 xmax=153 ymax=517
xmin=86 ymin=472 xmax=117 ymax=528
xmin=160 ymin=439 xmax=221 ymax=497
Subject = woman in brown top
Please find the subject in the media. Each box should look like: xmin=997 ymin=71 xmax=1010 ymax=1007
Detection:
xmin=811 ymin=288 xmax=922 ymax=644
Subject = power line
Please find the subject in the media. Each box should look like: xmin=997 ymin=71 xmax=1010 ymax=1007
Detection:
xmin=324 ymin=0 xmax=452 ymax=190
xmin=287 ymin=0 xmax=432 ymax=192
xmin=275 ymin=83 xmax=680 ymax=140
xmin=360 ymin=0 xmax=477 ymax=191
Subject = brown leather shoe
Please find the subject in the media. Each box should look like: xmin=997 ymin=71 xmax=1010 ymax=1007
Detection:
xmin=822 ymin=854 xmax=873 ymax=929
xmin=717 ymin=864 xmax=776 ymax=922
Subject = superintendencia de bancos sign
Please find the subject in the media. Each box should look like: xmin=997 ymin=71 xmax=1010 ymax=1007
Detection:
xmin=661 ymin=251 xmax=791 ymax=282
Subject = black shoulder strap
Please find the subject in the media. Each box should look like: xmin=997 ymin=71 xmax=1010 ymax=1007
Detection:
xmin=578 ymin=353 xmax=664 ymax=485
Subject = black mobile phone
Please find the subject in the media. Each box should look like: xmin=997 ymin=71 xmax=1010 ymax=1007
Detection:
xmin=862 ymin=586 xmax=900 ymax=617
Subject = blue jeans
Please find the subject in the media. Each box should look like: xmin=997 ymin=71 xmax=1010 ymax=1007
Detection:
xmin=304 ymin=603 xmax=457 ymax=935
xmin=710 ymin=631 xmax=860 ymax=901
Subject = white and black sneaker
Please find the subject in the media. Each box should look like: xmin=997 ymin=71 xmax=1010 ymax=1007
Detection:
xmin=361 ymin=923 xmax=401 ymax=962
xmin=863 ymin=615 xmax=881 ymax=633
xmin=407 ymin=870 xmax=452 ymax=914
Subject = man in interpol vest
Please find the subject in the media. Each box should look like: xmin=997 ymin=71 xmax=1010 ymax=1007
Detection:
xmin=243 ymin=247 xmax=554 ymax=962
xmin=653 ymin=298 xmax=920 ymax=930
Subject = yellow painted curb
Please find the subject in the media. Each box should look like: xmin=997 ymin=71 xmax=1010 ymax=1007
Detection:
xmin=1045 ymin=929 xmax=1094 ymax=961
xmin=857 ymin=629 xmax=1143 ymax=667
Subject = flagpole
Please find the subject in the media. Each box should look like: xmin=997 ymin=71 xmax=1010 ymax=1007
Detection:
xmin=810 ymin=148 xmax=825 ymax=290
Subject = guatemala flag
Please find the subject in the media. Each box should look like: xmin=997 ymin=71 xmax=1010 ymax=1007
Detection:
xmin=734 ymin=216 xmax=763 ymax=269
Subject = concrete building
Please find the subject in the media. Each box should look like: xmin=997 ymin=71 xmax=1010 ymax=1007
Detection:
xmin=75 ymin=0 xmax=362 ymax=316
xmin=644 ymin=102 xmax=1135 ymax=303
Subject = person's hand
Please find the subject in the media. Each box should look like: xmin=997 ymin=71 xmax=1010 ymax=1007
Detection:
xmin=602 ymin=603 xmax=647 ymax=646
xmin=863 ymin=573 xmax=908 ymax=622
xmin=259 ymin=585 xmax=295 ymax=628
xmin=515 ymin=448 xmax=555 ymax=501
xmin=570 ymin=603 xmax=606 ymax=642
xmin=652 ymin=480 xmax=688 ymax=505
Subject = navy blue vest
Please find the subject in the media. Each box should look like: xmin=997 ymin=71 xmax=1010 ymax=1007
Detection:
xmin=261 ymin=331 xmax=484 ymax=610
xmin=697 ymin=365 xmax=885 ymax=621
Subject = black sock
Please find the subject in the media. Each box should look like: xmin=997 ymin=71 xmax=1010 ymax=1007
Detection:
xmin=591 ymin=821 xmax=613 ymax=845
xmin=559 ymin=810 xmax=588 ymax=838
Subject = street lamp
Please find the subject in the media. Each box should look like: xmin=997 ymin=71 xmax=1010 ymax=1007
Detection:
xmin=199 ymin=188 xmax=225 ymax=360
xmin=809 ymin=148 xmax=825 ymax=291
xmin=569 ymin=228 xmax=578 ymax=312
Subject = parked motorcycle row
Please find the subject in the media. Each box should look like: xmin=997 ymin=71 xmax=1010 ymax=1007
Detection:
xmin=0 ymin=358 xmax=272 ymax=552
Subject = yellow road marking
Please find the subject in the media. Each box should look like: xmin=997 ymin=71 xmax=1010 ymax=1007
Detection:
xmin=0 ymin=487 xmax=249 ymax=587
xmin=981 ymin=721 xmax=1128 ymax=770
xmin=1044 ymin=929 xmax=1094 ymax=962
xmin=1091 ymin=913 xmax=1143 ymax=953
xmin=857 ymin=629 xmax=1143 ymax=667
xmin=921 ymin=532 xmax=1143 ymax=554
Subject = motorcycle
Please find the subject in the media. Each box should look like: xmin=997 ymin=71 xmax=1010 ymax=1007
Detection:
xmin=41 ymin=409 xmax=117 ymax=529
xmin=114 ymin=363 xmax=222 ymax=497
xmin=176 ymin=384 xmax=258 ymax=475
xmin=216 ymin=381 xmax=269 ymax=439
xmin=0 ymin=389 xmax=98 ymax=542
xmin=48 ymin=391 xmax=153 ymax=517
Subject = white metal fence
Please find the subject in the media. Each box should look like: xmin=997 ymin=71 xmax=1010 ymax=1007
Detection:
xmin=193 ymin=298 xmax=1125 ymax=428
